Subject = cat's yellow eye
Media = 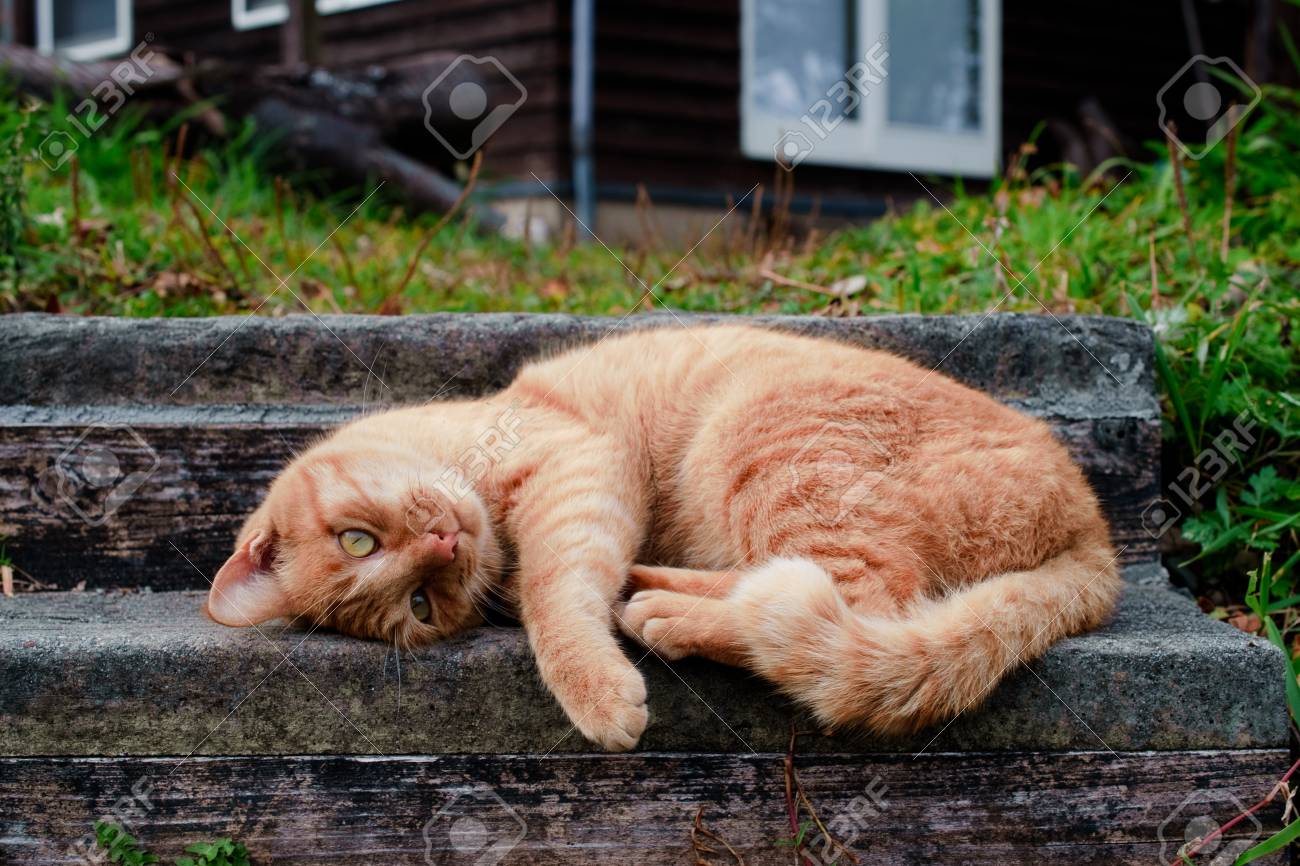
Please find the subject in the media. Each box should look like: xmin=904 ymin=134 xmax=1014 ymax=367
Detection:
xmin=338 ymin=529 xmax=377 ymax=558
xmin=410 ymin=588 xmax=433 ymax=623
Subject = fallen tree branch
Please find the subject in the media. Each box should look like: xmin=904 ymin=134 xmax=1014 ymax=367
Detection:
xmin=690 ymin=806 xmax=747 ymax=866
xmin=250 ymin=98 xmax=504 ymax=232
xmin=1183 ymin=754 xmax=1300 ymax=862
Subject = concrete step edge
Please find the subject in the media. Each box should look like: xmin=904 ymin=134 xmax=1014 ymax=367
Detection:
xmin=0 ymin=580 xmax=1285 ymax=757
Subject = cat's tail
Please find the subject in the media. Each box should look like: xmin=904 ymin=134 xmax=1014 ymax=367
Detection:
xmin=728 ymin=535 xmax=1121 ymax=736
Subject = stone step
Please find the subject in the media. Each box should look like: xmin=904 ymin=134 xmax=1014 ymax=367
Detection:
xmin=0 ymin=579 xmax=1283 ymax=756
xmin=0 ymin=312 xmax=1160 ymax=589
xmin=0 ymin=579 xmax=1288 ymax=864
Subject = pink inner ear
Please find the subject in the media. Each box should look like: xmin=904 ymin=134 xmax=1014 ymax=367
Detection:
xmin=206 ymin=530 xmax=293 ymax=627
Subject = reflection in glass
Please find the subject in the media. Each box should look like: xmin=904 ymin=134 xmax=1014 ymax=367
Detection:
xmin=886 ymin=0 xmax=982 ymax=132
xmin=752 ymin=0 xmax=856 ymax=123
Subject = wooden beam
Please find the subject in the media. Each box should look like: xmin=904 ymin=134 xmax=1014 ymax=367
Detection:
xmin=0 ymin=751 xmax=1287 ymax=865
xmin=281 ymin=0 xmax=321 ymax=66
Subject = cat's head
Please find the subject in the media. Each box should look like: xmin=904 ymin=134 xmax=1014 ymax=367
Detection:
xmin=205 ymin=443 xmax=502 ymax=647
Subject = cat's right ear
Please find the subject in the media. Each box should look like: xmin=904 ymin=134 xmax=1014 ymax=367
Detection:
xmin=206 ymin=521 xmax=293 ymax=627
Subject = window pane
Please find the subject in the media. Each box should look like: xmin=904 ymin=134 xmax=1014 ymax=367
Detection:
xmin=247 ymin=0 xmax=285 ymax=9
xmin=52 ymin=0 xmax=118 ymax=44
xmin=886 ymin=0 xmax=982 ymax=132
xmin=752 ymin=0 xmax=854 ymax=119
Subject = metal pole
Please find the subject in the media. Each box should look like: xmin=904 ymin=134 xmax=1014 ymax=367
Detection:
xmin=0 ymin=0 xmax=13 ymax=45
xmin=571 ymin=0 xmax=595 ymax=238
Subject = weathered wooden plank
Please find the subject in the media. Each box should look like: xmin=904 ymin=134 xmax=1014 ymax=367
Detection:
xmin=0 ymin=751 xmax=1286 ymax=865
xmin=0 ymin=412 xmax=1158 ymax=589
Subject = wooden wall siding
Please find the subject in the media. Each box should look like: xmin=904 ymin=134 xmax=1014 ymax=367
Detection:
xmin=588 ymin=0 xmax=1251 ymax=202
xmin=999 ymin=1 xmax=1251 ymax=160
xmin=0 ymin=751 xmax=1288 ymax=865
xmin=18 ymin=0 xmax=1255 ymax=198
xmin=125 ymin=0 xmax=567 ymax=180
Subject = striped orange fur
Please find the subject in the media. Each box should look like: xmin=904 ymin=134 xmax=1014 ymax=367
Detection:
xmin=209 ymin=325 xmax=1121 ymax=750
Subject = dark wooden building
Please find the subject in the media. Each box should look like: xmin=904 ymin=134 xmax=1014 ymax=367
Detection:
xmin=4 ymin=0 xmax=1273 ymax=234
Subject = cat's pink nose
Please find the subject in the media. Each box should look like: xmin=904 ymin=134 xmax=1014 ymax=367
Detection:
xmin=427 ymin=531 xmax=459 ymax=565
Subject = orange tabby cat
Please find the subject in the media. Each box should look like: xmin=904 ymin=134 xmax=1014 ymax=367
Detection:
xmin=208 ymin=325 xmax=1120 ymax=751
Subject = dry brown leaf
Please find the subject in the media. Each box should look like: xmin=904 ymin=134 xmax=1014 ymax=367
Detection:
xmin=1017 ymin=187 xmax=1047 ymax=209
xmin=76 ymin=218 xmax=112 ymax=240
xmin=540 ymin=278 xmax=569 ymax=300
xmin=993 ymin=187 xmax=1011 ymax=214
xmin=1227 ymin=612 xmax=1263 ymax=634
xmin=149 ymin=270 xmax=206 ymax=298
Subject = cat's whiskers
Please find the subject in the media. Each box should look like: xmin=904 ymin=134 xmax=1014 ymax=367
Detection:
xmin=462 ymin=546 xmax=517 ymax=623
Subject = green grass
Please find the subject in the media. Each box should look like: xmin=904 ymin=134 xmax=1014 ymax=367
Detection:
xmin=2 ymin=81 xmax=1297 ymax=599
xmin=93 ymin=821 xmax=249 ymax=866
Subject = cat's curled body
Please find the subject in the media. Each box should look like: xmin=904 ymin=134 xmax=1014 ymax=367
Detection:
xmin=209 ymin=325 xmax=1120 ymax=751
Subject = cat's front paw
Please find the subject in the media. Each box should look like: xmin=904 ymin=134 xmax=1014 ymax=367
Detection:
xmin=562 ymin=661 xmax=649 ymax=752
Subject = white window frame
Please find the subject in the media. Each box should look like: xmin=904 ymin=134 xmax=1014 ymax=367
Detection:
xmin=36 ymin=0 xmax=133 ymax=61
xmin=741 ymin=0 xmax=1001 ymax=177
xmin=232 ymin=0 xmax=404 ymax=31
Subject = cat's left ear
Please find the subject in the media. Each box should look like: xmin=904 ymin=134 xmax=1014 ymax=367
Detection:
xmin=206 ymin=521 xmax=293 ymax=627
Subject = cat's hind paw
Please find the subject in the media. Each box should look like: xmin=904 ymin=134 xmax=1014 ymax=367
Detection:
xmin=627 ymin=563 xmax=740 ymax=598
xmin=617 ymin=590 xmax=746 ymax=667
